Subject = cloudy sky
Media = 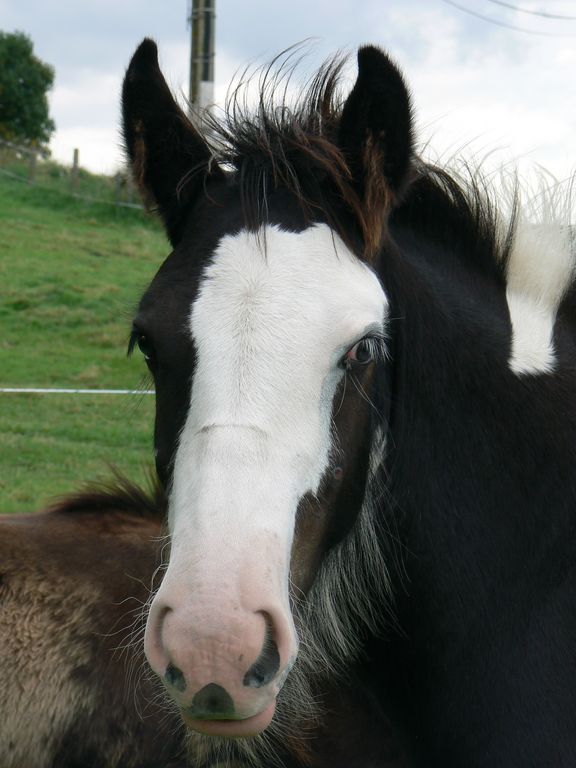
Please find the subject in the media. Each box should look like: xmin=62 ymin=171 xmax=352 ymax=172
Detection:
xmin=3 ymin=0 xmax=576 ymax=181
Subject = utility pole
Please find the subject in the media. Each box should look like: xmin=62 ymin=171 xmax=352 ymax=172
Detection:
xmin=187 ymin=0 xmax=216 ymax=119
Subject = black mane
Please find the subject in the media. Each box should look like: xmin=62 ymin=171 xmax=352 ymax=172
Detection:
xmin=196 ymin=50 xmax=389 ymax=254
xmin=188 ymin=52 xmax=355 ymax=243
xmin=197 ymin=52 xmax=518 ymax=276
xmin=393 ymin=163 xmax=518 ymax=278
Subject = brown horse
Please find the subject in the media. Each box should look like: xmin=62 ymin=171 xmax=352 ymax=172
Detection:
xmin=0 ymin=478 xmax=188 ymax=768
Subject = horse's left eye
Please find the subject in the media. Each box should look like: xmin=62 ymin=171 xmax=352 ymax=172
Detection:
xmin=344 ymin=338 xmax=376 ymax=369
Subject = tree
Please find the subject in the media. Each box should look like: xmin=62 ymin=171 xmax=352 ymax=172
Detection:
xmin=0 ymin=31 xmax=55 ymax=147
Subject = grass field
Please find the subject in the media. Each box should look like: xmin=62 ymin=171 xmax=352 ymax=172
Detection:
xmin=0 ymin=173 xmax=168 ymax=513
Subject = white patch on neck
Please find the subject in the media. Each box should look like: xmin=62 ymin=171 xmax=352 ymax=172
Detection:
xmin=506 ymin=219 xmax=574 ymax=375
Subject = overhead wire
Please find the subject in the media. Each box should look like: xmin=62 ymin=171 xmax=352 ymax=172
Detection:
xmin=441 ymin=0 xmax=576 ymax=35
xmin=486 ymin=0 xmax=576 ymax=21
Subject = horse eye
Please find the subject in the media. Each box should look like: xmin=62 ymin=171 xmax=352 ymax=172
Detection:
xmin=137 ymin=334 xmax=155 ymax=362
xmin=344 ymin=338 xmax=375 ymax=369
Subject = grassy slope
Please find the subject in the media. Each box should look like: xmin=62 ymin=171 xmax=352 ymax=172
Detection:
xmin=0 ymin=144 xmax=138 ymax=206
xmin=0 ymin=177 xmax=168 ymax=512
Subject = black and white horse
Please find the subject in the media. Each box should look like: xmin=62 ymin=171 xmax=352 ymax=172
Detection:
xmin=123 ymin=39 xmax=576 ymax=767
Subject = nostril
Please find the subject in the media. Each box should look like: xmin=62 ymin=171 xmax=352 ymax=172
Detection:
xmin=165 ymin=663 xmax=187 ymax=692
xmin=243 ymin=622 xmax=280 ymax=689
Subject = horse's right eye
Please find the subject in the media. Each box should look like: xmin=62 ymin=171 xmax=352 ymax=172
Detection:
xmin=128 ymin=330 xmax=156 ymax=365
xmin=136 ymin=334 xmax=155 ymax=362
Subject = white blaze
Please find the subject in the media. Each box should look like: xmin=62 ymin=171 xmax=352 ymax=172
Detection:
xmin=166 ymin=223 xmax=387 ymax=612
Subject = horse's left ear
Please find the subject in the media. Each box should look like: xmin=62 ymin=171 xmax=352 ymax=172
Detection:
xmin=338 ymin=46 xmax=413 ymax=255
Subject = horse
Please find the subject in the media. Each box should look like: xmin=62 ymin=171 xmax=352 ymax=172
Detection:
xmin=122 ymin=38 xmax=576 ymax=767
xmin=0 ymin=478 xmax=189 ymax=768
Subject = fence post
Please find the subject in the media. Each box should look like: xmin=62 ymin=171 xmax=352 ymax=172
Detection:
xmin=126 ymin=172 xmax=134 ymax=204
xmin=114 ymin=172 xmax=121 ymax=208
xmin=28 ymin=150 xmax=37 ymax=184
xmin=70 ymin=148 xmax=79 ymax=192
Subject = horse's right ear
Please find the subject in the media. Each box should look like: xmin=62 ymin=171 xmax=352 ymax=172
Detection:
xmin=122 ymin=39 xmax=221 ymax=245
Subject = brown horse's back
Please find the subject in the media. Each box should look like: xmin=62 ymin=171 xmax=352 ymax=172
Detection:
xmin=0 ymin=482 xmax=187 ymax=768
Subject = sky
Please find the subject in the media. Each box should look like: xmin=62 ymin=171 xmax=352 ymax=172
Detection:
xmin=2 ymin=0 xmax=576 ymax=183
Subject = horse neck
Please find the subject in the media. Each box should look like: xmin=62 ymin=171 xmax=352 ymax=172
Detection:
xmin=371 ymin=219 xmax=576 ymax=762
xmin=382 ymin=217 xmax=576 ymax=580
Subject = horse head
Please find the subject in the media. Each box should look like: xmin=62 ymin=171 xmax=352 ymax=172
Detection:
xmin=122 ymin=39 xmax=412 ymax=741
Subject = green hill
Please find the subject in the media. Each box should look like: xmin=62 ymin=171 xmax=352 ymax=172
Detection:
xmin=0 ymin=174 xmax=168 ymax=512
